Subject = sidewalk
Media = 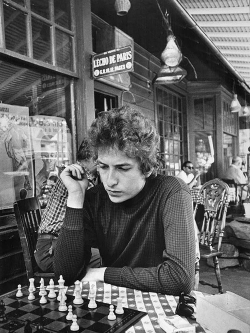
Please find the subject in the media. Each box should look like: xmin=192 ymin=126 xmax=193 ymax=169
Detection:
xmin=198 ymin=260 xmax=250 ymax=300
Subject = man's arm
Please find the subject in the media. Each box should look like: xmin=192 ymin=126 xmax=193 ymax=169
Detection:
xmin=188 ymin=171 xmax=200 ymax=189
xmin=53 ymin=164 xmax=92 ymax=284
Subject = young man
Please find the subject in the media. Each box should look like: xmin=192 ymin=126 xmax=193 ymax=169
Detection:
xmin=176 ymin=161 xmax=200 ymax=189
xmin=34 ymin=138 xmax=99 ymax=273
xmin=54 ymin=106 xmax=195 ymax=296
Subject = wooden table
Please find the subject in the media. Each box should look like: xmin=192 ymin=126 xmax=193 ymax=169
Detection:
xmin=0 ymin=281 xmax=209 ymax=333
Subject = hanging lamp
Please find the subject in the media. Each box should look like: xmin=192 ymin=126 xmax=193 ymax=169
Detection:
xmin=153 ymin=0 xmax=186 ymax=85
xmin=230 ymin=81 xmax=241 ymax=113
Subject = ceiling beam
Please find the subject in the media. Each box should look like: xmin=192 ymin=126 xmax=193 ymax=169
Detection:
xmin=220 ymin=49 xmax=250 ymax=55
xmin=206 ymin=32 xmax=250 ymax=38
xmin=226 ymin=56 xmax=250 ymax=61
xmin=197 ymin=21 xmax=250 ymax=28
xmin=213 ymin=41 xmax=250 ymax=47
xmin=188 ymin=7 xmax=250 ymax=15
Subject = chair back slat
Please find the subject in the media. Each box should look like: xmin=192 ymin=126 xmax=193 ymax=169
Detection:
xmin=194 ymin=178 xmax=230 ymax=251
xmin=14 ymin=197 xmax=42 ymax=279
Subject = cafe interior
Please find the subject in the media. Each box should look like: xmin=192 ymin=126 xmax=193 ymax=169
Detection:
xmin=1 ymin=0 xmax=250 ymax=332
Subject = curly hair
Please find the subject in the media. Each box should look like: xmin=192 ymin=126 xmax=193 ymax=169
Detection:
xmin=88 ymin=106 xmax=159 ymax=175
xmin=77 ymin=138 xmax=93 ymax=161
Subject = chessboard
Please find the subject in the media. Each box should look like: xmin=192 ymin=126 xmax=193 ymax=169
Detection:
xmin=0 ymin=289 xmax=147 ymax=332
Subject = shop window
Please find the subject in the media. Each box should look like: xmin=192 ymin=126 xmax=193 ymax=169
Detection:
xmin=222 ymin=100 xmax=238 ymax=174
xmin=2 ymin=0 xmax=75 ymax=73
xmin=3 ymin=4 xmax=27 ymax=56
xmin=193 ymin=96 xmax=216 ymax=184
xmin=55 ymin=29 xmax=73 ymax=71
xmin=94 ymin=91 xmax=117 ymax=118
xmin=31 ymin=0 xmax=50 ymax=19
xmin=54 ymin=0 xmax=72 ymax=29
xmin=32 ymin=17 xmax=52 ymax=64
xmin=0 ymin=57 xmax=75 ymax=214
xmin=156 ymin=88 xmax=184 ymax=176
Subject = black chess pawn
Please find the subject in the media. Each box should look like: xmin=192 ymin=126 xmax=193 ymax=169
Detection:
xmin=24 ymin=319 xmax=32 ymax=333
xmin=36 ymin=322 xmax=45 ymax=332
xmin=0 ymin=299 xmax=7 ymax=323
xmin=8 ymin=320 xmax=17 ymax=333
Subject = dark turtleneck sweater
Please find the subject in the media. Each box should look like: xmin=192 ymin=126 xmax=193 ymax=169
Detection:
xmin=54 ymin=175 xmax=195 ymax=295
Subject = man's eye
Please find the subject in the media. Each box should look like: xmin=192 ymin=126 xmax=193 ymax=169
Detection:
xmin=98 ymin=164 xmax=108 ymax=169
xmin=119 ymin=167 xmax=130 ymax=171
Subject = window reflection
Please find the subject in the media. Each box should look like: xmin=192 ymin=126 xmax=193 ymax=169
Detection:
xmin=0 ymin=58 xmax=74 ymax=211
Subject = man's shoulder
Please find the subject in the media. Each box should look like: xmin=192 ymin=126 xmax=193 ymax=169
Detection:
xmin=153 ymin=174 xmax=190 ymax=192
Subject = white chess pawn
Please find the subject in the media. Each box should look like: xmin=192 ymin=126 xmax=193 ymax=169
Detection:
xmin=66 ymin=305 xmax=73 ymax=320
xmin=28 ymin=287 xmax=35 ymax=301
xmin=39 ymin=286 xmax=47 ymax=304
xmin=39 ymin=278 xmax=47 ymax=296
xmin=88 ymin=295 xmax=97 ymax=309
xmin=70 ymin=315 xmax=79 ymax=331
xmin=48 ymin=279 xmax=56 ymax=298
xmin=115 ymin=297 xmax=124 ymax=315
xmin=108 ymin=305 xmax=116 ymax=320
xmin=16 ymin=284 xmax=23 ymax=297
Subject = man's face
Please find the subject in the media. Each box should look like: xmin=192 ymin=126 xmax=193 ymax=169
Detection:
xmin=41 ymin=142 xmax=57 ymax=172
xmin=183 ymin=163 xmax=194 ymax=175
xmin=97 ymin=147 xmax=148 ymax=203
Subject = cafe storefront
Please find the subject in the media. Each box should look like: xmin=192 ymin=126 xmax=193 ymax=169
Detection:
xmin=0 ymin=0 xmax=247 ymax=292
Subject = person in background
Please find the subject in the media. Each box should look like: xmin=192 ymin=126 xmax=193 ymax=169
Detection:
xmin=54 ymin=106 xmax=195 ymax=296
xmin=223 ymin=156 xmax=250 ymax=201
xmin=176 ymin=161 xmax=201 ymax=189
xmin=34 ymin=138 xmax=100 ymax=273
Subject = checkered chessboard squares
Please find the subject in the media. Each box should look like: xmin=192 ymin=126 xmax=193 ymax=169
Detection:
xmin=0 ymin=289 xmax=146 ymax=333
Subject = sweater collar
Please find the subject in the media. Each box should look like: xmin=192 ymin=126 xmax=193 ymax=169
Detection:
xmin=118 ymin=174 xmax=156 ymax=207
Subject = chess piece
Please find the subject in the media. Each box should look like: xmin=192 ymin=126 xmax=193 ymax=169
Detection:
xmin=115 ymin=297 xmax=124 ymax=314
xmin=48 ymin=279 xmax=56 ymax=298
xmin=66 ymin=305 xmax=73 ymax=320
xmin=0 ymin=300 xmax=7 ymax=323
xmin=70 ymin=314 xmax=79 ymax=331
xmin=39 ymin=278 xmax=47 ymax=296
xmin=39 ymin=285 xmax=47 ymax=304
xmin=57 ymin=275 xmax=67 ymax=302
xmin=16 ymin=284 xmax=23 ymax=297
xmin=108 ymin=304 xmax=116 ymax=320
xmin=88 ymin=295 xmax=97 ymax=309
xmin=36 ymin=322 xmax=44 ymax=333
xmin=8 ymin=320 xmax=17 ymax=332
xmin=29 ymin=278 xmax=36 ymax=292
xmin=73 ymin=280 xmax=83 ymax=305
xmin=28 ymin=287 xmax=35 ymax=301
xmin=58 ymin=289 xmax=67 ymax=311
xmin=24 ymin=319 xmax=32 ymax=333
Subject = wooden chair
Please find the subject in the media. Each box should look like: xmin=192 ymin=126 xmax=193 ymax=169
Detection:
xmin=14 ymin=197 xmax=54 ymax=284
xmin=194 ymin=178 xmax=230 ymax=293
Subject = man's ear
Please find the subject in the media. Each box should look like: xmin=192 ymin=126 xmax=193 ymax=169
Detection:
xmin=144 ymin=169 xmax=153 ymax=178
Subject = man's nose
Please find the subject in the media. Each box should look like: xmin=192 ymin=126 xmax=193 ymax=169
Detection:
xmin=106 ymin=169 xmax=118 ymax=186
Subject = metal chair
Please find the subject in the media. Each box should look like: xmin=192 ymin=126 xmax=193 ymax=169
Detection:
xmin=194 ymin=178 xmax=230 ymax=293
xmin=14 ymin=197 xmax=54 ymax=284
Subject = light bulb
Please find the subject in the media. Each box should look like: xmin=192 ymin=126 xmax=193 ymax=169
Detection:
xmin=161 ymin=35 xmax=182 ymax=67
xmin=230 ymin=94 xmax=241 ymax=113
xmin=243 ymin=105 xmax=249 ymax=115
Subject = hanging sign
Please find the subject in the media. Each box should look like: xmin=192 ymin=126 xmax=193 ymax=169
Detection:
xmin=92 ymin=45 xmax=133 ymax=79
